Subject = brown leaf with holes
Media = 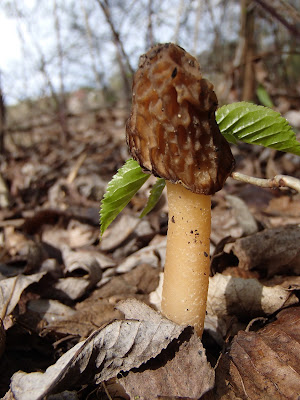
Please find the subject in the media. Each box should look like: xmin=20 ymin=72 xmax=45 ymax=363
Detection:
xmin=214 ymin=307 xmax=300 ymax=399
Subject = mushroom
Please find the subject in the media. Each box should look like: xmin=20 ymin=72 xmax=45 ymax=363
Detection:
xmin=126 ymin=43 xmax=235 ymax=336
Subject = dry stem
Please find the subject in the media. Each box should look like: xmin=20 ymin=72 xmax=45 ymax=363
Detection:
xmin=231 ymin=171 xmax=300 ymax=193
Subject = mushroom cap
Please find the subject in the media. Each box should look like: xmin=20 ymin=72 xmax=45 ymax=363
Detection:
xmin=126 ymin=43 xmax=235 ymax=195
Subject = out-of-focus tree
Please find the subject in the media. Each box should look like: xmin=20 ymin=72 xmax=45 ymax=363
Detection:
xmin=0 ymin=0 xmax=298 ymax=111
xmin=96 ymin=0 xmax=134 ymax=103
xmin=53 ymin=0 xmax=69 ymax=140
xmin=0 ymin=72 xmax=6 ymax=154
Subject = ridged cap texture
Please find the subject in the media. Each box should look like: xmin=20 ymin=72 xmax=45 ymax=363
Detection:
xmin=126 ymin=43 xmax=235 ymax=194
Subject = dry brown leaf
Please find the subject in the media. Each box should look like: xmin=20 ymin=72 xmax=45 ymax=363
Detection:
xmin=232 ymin=224 xmax=300 ymax=276
xmin=43 ymin=298 xmax=122 ymax=338
xmin=211 ymin=202 xmax=243 ymax=245
xmin=119 ymin=332 xmax=214 ymax=399
xmin=0 ymin=272 xmax=46 ymax=320
xmin=4 ymin=227 xmax=47 ymax=272
xmin=44 ymin=264 xmax=160 ymax=338
xmin=53 ymin=277 xmax=91 ymax=301
xmin=207 ymin=273 xmax=298 ymax=320
xmin=214 ymin=307 xmax=300 ymax=399
xmin=116 ymin=236 xmax=167 ymax=273
xmin=94 ymin=263 xmax=160 ymax=300
xmin=42 ymin=220 xmax=98 ymax=249
xmin=61 ymin=245 xmax=102 ymax=283
xmin=100 ymin=214 xmax=140 ymax=251
xmin=9 ymin=299 xmax=186 ymax=399
xmin=265 ymin=195 xmax=300 ymax=227
xmin=49 ymin=246 xmax=103 ymax=301
xmin=226 ymin=195 xmax=258 ymax=236
xmin=27 ymin=299 xmax=76 ymax=324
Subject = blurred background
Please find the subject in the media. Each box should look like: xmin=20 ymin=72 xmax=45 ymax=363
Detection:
xmin=0 ymin=0 xmax=299 ymax=145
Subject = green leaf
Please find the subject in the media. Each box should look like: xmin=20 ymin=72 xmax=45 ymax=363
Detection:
xmin=256 ymin=85 xmax=274 ymax=108
xmin=216 ymin=102 xmax=300 ymax=156
xmin=140 ymin=178 xmax=166 ymax=218
xmin=100 ymin=159 xmax=149 ymax=237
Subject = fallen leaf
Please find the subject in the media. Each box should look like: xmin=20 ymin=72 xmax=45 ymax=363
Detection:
xmin=207 ymin=273 xmax=298 ymax=320
xmin=44 ymin=264 xmax=160 ymax=338
xmin=42 ymin=219 xmax=98 ymax=249
xmin=226 ymin=194 xmax=258 ymax=236
xmin=232 ymin=224 xmax=300 ymax=275
xmin=100 ymin=214 xmax=140 ymax=251
xmin=119 ymin=331 xmax=214 ymax=399
xmin=61 ymin=245 xmax=102 ymax=283
xmin=53 ymin=277 xmax=91 ymax=301
xmin=27 ymin=299 xmax=76 ymax=324
xmin=9 ymin=299 xmax=186 ymax=399
xmin=0 ymin=272 xmax=46 ymax=319
xmin=116 ymin=236 xmax=166 ymax=273
xmin=214 ymin=307 xmax=300 ymax=399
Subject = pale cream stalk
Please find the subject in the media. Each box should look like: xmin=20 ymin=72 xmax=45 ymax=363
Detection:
xmin=161 ymin=181 xmax=211 ymax=336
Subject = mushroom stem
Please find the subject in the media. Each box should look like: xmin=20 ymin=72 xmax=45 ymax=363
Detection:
xmin=161 ymin=181 xmax=211 ymax=337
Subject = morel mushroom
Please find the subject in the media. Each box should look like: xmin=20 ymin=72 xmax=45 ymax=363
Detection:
xmin=126 ymin=43 xmax=235 ymax=336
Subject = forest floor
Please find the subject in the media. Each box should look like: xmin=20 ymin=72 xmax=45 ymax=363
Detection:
xmin=0 ymin=104 xmax=300 ymax=399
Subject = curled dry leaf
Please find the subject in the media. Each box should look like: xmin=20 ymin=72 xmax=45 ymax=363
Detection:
xmin=27 ymin=299 xmax=76 ymax=324
xmin=116 ymin=235 xmax=166 ymax=273
xmin=226 ymin=194 xmax=258 ymax=236
xmin=9 ymin=299 xmax=186 ymax=400
xmin=61 ymin=245 xmax=102 ymax=281
xmin=52 ymin=245 xmax=103 ymax=300
xmin=0 ymin=272 xmax=46 ymax=320
xmin=232 ymin=224 xmax=300 ymax=275
xmin=214 ymin=307 xmax=300 ymax=399
xmin=42 ymin=219 xmax=98 ymax=249
xmin=100 ymin=214 xmax=141 ymax=251
xmin=207 ymin=273 xmax=298 ymax=321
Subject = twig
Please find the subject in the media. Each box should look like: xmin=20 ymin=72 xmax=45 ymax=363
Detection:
xmin=231 ymin=171 xmax=300 ymax=193
xmin=67 ymin=152 xmax=87 ymax=184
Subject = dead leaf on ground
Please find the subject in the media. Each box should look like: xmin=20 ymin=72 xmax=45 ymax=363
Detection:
xmin=100 ymin=214 xmax=141 ymax=251
xmin=0 ymin=272 xmax=46 ymax=321
xmin=44 ymin=264 xmax=160 ymax=338
xmin=226 ymin=194 xmax=259 ymax=236
xmin=231 ymin=224 xmax=300 ymax=275
xmin=119 ymin=331 xmax=214 ymax=400
xmin=8 ymin=299 xmax=187 ymax=400
xmin=207 ymin=273 xmax=298 ymax=321
xmin=116 ymin=235 xmax=166 ymax=273
xmin=27 ymin=299 xmax=76 ymax=324
xmin=42 ymin=219 xmax=98 ymax=249
xmin=48 ymin=245 xmax=103 ymax=301
xmin=214 ymin=306 xmax=300 ymax=399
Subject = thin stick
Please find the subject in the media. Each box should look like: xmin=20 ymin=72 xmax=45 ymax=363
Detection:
xmin=231 ymin=171 xmax=300 ymax=193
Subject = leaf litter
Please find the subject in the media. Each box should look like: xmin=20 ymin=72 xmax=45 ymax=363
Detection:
xmin=1 ymin=105 xmax=300 ymax=399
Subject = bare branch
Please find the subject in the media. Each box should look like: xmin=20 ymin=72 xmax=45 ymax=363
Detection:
xmin=95 ymin=0 xmax=133 ymax=101
xmin=253 ymin=0 xmax=300 ymax=39
xmin=231 ymin=171 xmax=300 ymax=193
xmin=0 ymin=72 xmax=6 ymax=155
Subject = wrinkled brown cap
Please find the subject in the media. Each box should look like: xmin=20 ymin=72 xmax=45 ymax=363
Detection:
xmin=126 ymin=43 xmax=235 ymax=195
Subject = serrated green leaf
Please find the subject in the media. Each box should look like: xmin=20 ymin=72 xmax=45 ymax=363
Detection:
xmin=100 ymin=159 xmax=149 ymax=237
xmin=216 ymin=102 xmax=300 ymax=156
xmin=140 ymin=178 xmax=166 ymax=218
xmin=256 ymin=85 xmax=274 ymax=108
